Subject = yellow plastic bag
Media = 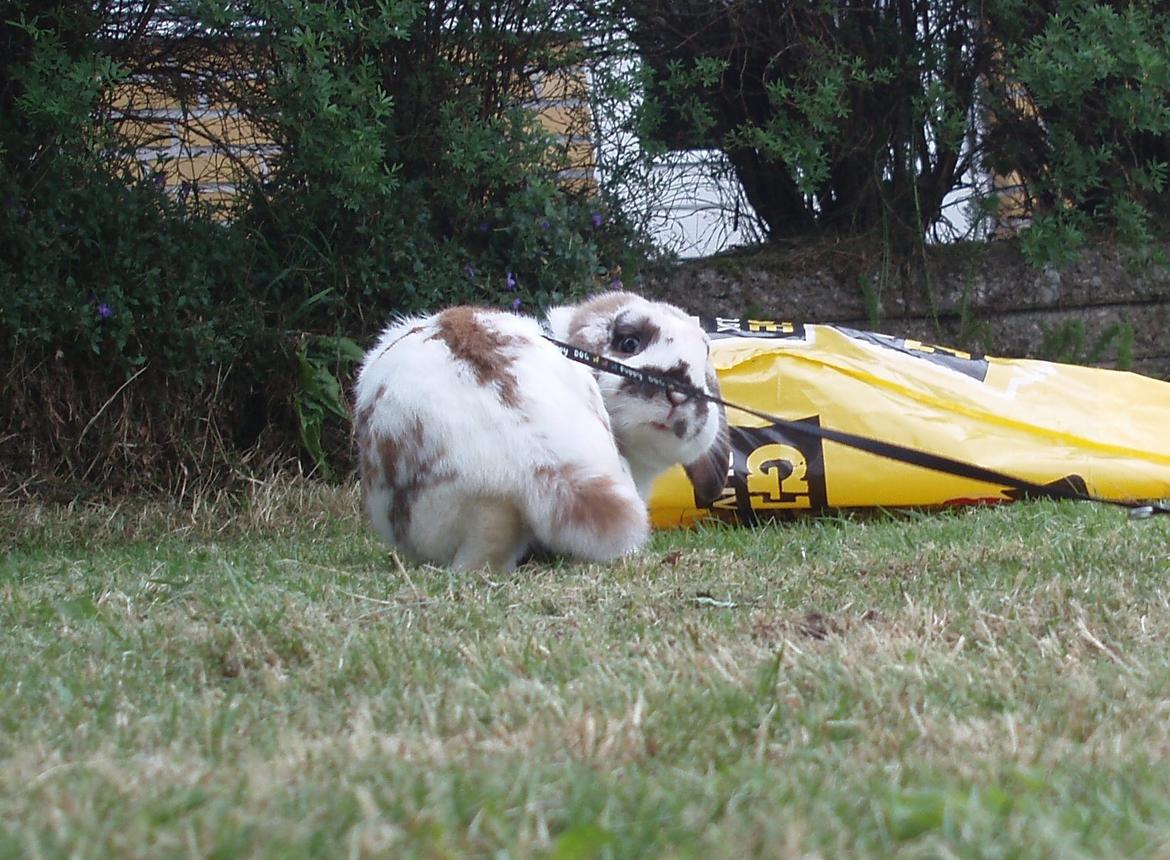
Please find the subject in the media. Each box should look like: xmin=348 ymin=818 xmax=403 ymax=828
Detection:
xmin=649 ymin=319 xmax=1170 ymax=527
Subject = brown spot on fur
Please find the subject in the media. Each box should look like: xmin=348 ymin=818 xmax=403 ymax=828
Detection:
xmin=376 ymin=432 xmax=402 ymax=487
xmin=359 ymin=448 xmax=379 ymax=496
xmin=610 ymin=311 xmax=662 ymax=354
xmin=430 ymin=307 xmax=521 ymax=407
xmin=567 ymin=292 xmax=634 ymax=346
xmin=377 ymin=417 xmax=456 ymax=544
xmin=353 ymin=405 xmax=373 ymax=446
xmin=389 ymin=463 xmax=456 ymax=544
xmin=542 ymin=464 xmax=641 ymax=539
xmin=618 ymin=360 xmax=694 ymax=401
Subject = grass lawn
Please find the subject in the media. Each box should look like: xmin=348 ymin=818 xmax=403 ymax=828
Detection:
xmin=3 ymin=480 xmax=1170 ymax=858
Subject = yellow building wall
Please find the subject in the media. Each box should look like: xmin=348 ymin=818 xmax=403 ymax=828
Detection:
xmin=108 ymin=62 xmax=597 ymax=210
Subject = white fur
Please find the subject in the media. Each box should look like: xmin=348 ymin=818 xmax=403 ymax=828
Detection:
xmin=545 ymin=295 xmax=722 ymax=498
xmin=353 ymin=293 xmax=726 ymax=571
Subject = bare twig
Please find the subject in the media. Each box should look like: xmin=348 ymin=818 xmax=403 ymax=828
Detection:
xmin=77 ymin=363 xmax=151 ymax=448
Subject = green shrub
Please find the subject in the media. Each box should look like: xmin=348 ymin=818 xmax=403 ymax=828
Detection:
xmin=984 ymin=0 xmax=1170 ymax=265
xmin=0 ymin=0 xmax=652 ymax=492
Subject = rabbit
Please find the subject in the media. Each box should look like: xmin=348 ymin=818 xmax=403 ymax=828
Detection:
xmin=353 ymin=291 xmax=730 ymax=571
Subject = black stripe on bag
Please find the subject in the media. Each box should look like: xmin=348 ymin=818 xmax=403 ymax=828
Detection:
xmin=544 ymin=337 xmax=1170 ymax=519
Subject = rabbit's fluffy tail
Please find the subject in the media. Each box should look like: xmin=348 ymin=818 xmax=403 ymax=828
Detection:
xmin=525 ymin=464 xmax=648 ymax=562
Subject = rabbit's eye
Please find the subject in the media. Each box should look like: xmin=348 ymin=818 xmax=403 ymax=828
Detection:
xmin=614 ymin=333 xmax=642 ymax=354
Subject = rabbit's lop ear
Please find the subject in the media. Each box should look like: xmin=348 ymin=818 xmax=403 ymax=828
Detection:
xmin=545 ymin=292 xmax=635 ymax=349
xmin=544 ymin=305 xmax=577 ymax=341
xmin=683 ymin=364 xmax=731 ymax=509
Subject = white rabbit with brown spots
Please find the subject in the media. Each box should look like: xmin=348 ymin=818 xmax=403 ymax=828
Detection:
xmin=353 ymin=292 xmax=729 ymax=571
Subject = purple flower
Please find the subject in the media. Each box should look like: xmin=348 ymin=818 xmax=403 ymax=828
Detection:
xmin=591 ymin=212 xmax=603 ymax=228
xmin=152 ymin=172 xmax=166 ymax=189
xmin=505 ymin=271 xmax=517 ymax=291
xmin=478 ymin=221 xmax=491 ymax=233
xmin=540 ymin=219 xmax=550 ymax=231
xmin=465 ymin=263 xmax=476 ymax=279
xmin=97 ymin=302 xmax=113 ymax=320
xmin=609 ymin=278 xmax=623 ymax=291
xmin=511 ymin=297 xmax=522 ymax=311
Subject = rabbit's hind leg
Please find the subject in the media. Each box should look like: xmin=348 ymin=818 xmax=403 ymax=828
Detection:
xmin=448 ymin=497 xmax=531 ymax=573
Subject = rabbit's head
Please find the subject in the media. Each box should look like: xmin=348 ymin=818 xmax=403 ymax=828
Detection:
xmin=546 ymin=292 xmax=730 ymax=506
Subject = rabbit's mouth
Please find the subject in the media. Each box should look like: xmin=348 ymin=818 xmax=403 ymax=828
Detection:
xmin=651 ymin=418 xmax=691 ymax=440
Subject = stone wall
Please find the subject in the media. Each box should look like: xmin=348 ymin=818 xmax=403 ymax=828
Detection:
xmin=640 ymin=239 xmax=1170 ymax=379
